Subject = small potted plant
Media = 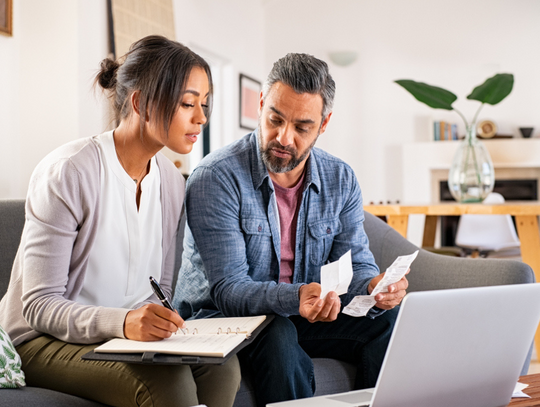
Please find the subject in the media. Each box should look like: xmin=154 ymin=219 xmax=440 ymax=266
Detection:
xmin=395 ymin=74 xmax=514 ymax=202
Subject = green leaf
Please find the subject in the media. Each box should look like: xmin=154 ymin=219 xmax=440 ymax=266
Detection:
xmin=467 ymin=73 xmax=514 ymax=105
xmin=395 ymin=79 xmax=457 ymax=110
xmin=0 ymin=354 xmax=6 ymax=369
xmin=2 ymin=345 xmax=15 ymax=361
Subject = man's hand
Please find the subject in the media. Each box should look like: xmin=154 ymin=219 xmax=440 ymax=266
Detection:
xmin=299 ymin=283 xmax=341 ymax=323
xmin=368 ymin=270 xmax=409 ymax=310
xmin=124 ymin=303 xmax=186 ymax=341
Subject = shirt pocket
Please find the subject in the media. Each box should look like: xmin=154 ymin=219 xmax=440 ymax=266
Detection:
xmin=308 ymin=217 xmax=343 ymax=266
xmin=241 ymin=217 xmax=273 ymax=266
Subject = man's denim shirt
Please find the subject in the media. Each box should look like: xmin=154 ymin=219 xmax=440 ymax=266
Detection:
xmin=173 ymin=130 xmax=382 ymax=320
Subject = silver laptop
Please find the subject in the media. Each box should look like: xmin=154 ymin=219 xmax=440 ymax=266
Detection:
xmin=268 ymin=283 xmax=540 ymax=407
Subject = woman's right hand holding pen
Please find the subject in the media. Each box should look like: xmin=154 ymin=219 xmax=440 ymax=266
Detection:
xmin=124 ymin=303 xmax=186 ymax=341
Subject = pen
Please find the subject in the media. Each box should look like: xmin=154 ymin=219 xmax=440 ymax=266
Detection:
xmin=149 ymin=276 xmax=186 ymax=334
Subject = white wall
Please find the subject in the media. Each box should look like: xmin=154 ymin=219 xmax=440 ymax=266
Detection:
xmin=0 ymin=0 xmax=21 ymax=198
xmin=262 ymin=0 xmax=540 ymax=204
xmin=0 ymin=0 xmax=266 ymax=199
xmin=3 ymin=0 xmax=540 ymax=202
xmin=0 ymin=0 xmax=109 ymax=199
xmin=171 ymin=0 xmax=266 ymax=170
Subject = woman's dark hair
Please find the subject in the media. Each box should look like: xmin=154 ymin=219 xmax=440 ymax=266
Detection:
xmin=95 ymin=35 xmax=213 ymax=137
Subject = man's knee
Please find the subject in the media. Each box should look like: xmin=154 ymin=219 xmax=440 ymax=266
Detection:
xmin=257 ymin=315 xmax=300 ymax=353
xmin=242 ymin=315 xmax=311 ymax=370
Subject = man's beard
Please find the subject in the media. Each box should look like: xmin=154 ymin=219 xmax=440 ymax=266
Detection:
xmin=258 ymin=127 xmax=318 ymax=174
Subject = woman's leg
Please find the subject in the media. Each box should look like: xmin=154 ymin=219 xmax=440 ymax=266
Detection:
xmin=191 ymin=356 xmax=241 ymax=407
xmin=17 ymin=335 xmax=239 ymax=407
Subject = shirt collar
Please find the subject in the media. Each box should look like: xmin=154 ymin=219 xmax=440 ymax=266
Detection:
xmin=250 ymin=128 xmax=321 ymax=194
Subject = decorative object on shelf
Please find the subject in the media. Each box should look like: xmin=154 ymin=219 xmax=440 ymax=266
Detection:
xmin=239 ymin=74 xmax=261 ymax=130
xmin=519 ymin=127 xmax=534 ymax=138
xmin=0 ymin=0 xmax=12 ymax=36
xmin=395 ymin=73 xmax=514 ymax=203
xmin=477 ymin=120 xmax=498 ymax=139
xmin=328 ymin=51 xmax=358 ymax=67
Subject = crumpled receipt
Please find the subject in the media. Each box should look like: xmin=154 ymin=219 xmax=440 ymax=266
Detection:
xmin=343 ymin=250 xmax=419 ymax=317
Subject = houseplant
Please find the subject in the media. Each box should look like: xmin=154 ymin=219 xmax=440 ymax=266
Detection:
xmin=395 ymin=73 xmax=514 ymax=203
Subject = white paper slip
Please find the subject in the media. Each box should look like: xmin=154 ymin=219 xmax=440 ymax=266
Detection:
xmin=320 ymin=250 xmax=353 ymax=300
xmin=343 ymin=250 xmax=419 ymax=317
xmin=342 ymin=295 xmax=377 ymax=317
xmin=512 ymin=382 xmax=531 ymax=398
xmin=371 ymin=250 xmax=419 ymax=296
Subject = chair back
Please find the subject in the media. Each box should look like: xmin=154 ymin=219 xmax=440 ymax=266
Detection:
xmin=455 ymin=192 xmax=520 ymax=251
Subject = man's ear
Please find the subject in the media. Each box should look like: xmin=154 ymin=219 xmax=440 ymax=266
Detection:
xmin=319 ymin=112 xmax=333 ymax=134
xmin=258 ymin=91 xmax=264 ymax=115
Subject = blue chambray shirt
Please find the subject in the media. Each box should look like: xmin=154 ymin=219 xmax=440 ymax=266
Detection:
xmin=173 ymin=130 xmax=382 ymax=320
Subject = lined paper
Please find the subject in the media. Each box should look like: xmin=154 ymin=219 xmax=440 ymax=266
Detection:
xmin=95 ymin=333 xmax=246 ymax=357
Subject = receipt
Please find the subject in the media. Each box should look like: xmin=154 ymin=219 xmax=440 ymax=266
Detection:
xmin=320 ymin=250 xmax=353 ymax=300
xmin=342 ymin=295 xmax=377 ymax=317
xmin=343 ymin=250 xmax=419 ymax=317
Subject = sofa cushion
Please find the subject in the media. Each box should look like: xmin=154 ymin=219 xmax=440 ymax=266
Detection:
xmin=0 ymin=386 xmax=106 ymax=407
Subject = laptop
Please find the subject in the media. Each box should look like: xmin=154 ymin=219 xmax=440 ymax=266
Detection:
xmin=268 ymin=283 xmax=540 ymax=407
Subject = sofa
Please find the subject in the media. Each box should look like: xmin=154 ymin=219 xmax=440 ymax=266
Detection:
xmin=0 ymin=198 xmax=535 ymax=406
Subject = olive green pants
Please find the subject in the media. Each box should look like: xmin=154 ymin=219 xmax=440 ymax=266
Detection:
xmin=17 ymin=335 xmax=241 ymax=407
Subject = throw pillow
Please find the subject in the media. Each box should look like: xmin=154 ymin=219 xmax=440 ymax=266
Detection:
xmin=0 ymin=325 xmax=25 ymax=388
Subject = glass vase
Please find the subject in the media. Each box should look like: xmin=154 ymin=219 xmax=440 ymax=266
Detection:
xmin=447 ymin=125 xmax=495 ymax=203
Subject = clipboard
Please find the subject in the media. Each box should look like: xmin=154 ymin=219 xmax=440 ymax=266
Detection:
xmin=81 ymin=315 xmax=274 ymax=365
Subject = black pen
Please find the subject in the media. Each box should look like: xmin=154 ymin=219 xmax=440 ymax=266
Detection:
xmin=149 ymin=276 xmax=186 ymax=334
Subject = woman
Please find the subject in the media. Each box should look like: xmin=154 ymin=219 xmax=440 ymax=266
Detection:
xmin=0 ymin=35 xmax=240 ymax=407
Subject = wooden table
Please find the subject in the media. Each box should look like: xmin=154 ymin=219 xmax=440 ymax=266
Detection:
xmin=364 ymin=202 xmax=540 ymax=356
xmin=510 ymin=374 xmax=540 ymax=406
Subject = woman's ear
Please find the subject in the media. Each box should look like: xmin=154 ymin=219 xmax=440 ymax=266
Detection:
xmin=130 ymin=91 xmax=150 ymax=122
xmin=130 ymin=91 xmax=141 ymax=118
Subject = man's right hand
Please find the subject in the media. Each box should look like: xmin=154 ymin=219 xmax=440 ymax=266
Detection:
xmin=124 ymin=303 xmax=186 ymax=341
xmin=299 ymin=283 xmax=341 ymax=323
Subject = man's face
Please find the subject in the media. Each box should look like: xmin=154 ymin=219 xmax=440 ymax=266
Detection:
xmin=258 ymin=82 xmax=331 ymax=174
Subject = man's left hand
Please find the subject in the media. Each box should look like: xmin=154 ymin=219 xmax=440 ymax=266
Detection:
xmin=367 ymin=270 xmax=409 ymax=310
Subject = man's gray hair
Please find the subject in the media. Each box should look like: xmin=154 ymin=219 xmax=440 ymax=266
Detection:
xmin=262 ymin=53 xmax=335 ymax=119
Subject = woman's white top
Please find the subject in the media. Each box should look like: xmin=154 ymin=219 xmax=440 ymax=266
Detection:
xmin=77 ymin=132 xmax=163 ymax=309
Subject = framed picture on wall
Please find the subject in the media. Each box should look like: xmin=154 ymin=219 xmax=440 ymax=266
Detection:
xmin=0 ymin=0 xmax=12 ymax=36
xmin=239 ymin=74 xmax=261 ymax=130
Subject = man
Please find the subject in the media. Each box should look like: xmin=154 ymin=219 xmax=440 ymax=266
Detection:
xmin=173 ymin=53 xmax=408 ymax=406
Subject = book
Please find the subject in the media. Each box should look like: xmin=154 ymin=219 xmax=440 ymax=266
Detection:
xmin=93 ymin=315 xmax=268 ymax=359
xmin=433 ymin=120 xmax=459 ymax=141
xmin=440 ymin=121 xmax=446 ymax=141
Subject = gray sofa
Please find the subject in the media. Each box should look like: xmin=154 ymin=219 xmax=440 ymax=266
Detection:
xmin=0 ymin=199 xmax=535 ymax=406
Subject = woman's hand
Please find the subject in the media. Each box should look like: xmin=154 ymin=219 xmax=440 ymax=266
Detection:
xmin=124 ymin=303 xmax=186 ymax=341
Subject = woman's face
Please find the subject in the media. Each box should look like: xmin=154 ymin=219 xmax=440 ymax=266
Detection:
xmin=147 ymin=67 xmax=210 ymax=155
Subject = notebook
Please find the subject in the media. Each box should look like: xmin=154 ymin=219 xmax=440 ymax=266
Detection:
xmin=84 ymin=315 xmax=271 ymax=364
xmin=268 ymin=283 xmax=540 ymax=407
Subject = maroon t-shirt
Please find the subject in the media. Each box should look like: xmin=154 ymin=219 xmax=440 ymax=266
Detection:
xmin=273 ymin=173 xmax=305 ymax=284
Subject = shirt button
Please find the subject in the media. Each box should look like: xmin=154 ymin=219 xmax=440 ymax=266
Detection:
xmin=258 ymin=225 xmax=262 ymax=232
xmin=326 ymin=227 xmax=331 ymax=234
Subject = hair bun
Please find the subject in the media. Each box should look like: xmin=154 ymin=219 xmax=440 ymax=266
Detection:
xmin=97 ymin=57 xmax=120 ymax=90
